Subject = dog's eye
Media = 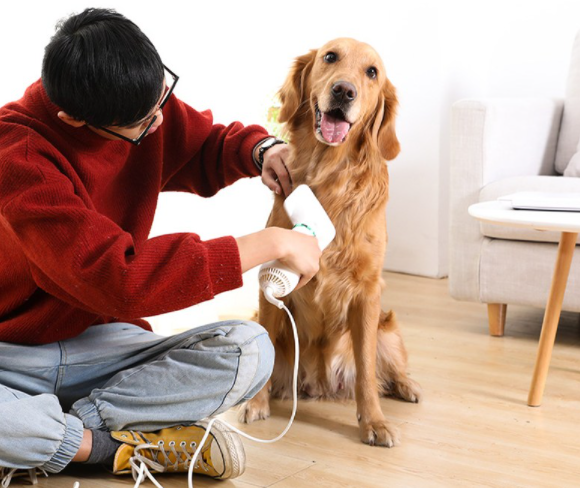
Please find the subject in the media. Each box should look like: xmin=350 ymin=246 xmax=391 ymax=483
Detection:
xmin=324 ymin=52 xmax=338 ymax=64
xmin=366 ymin=67 xmax=378 ymax=79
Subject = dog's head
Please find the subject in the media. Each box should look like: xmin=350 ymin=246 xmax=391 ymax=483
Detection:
xmin=278 ymin=38 xmax=400 ymax=160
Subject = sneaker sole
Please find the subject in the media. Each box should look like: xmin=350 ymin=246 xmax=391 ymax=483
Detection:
xmin=198 ymin=419 xmax=246 ymax=479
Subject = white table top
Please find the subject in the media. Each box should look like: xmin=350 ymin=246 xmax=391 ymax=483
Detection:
xmin=468 ymin=200 xmax=580 ymax=233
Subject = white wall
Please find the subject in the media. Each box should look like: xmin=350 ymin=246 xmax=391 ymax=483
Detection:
xmin=1 ymin=1 xmax=579 ymax=331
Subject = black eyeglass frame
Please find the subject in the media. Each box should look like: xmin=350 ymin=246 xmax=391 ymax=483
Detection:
xmin=95 ymin=65 xmax=179 ymax=146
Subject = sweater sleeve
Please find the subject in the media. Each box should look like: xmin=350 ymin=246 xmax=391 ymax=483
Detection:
xmin=159 ymin=95 xmax=269 ymax=196
xmin=0 ymin=158 xmax=244 ymax=320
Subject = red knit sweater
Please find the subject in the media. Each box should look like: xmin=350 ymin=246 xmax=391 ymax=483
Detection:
xmin=0 ymin=80 xmax=268 ymax=344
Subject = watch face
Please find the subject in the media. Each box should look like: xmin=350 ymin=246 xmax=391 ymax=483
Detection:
xmin=262 ymin=138 xmax=277 ymax=149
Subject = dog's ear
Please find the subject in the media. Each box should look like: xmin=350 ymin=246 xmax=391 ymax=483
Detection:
xmin=278 ymin=50 xmax=317 ymax=125
xmin=372 ymin=77 xmax=401 ymax=161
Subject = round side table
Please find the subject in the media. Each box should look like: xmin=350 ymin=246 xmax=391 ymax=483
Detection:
xmin=469 ymin=200 xmax=580 ymax=407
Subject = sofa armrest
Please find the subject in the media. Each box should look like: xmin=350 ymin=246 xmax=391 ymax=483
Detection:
xmin=449 ymin=97 xmax=563 ymax=302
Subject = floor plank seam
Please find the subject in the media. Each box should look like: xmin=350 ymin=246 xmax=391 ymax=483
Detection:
xmin=265 ymin=461 xmax=317 ymax=487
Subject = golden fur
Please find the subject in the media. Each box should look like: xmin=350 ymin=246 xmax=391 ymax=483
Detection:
xmin=240 ymin=38 xmax=421 ymax=447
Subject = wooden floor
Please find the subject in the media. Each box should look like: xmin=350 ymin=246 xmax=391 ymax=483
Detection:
xmin=29 ymin=272 xmax=580 ymax=488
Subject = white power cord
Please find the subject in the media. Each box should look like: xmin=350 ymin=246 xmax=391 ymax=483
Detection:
xmin=128 ymin=300 xmax=300 ymax=488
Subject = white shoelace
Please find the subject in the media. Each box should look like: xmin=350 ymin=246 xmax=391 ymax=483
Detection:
xmin=128 ymin=438 xmax=210 ymax=488
xmin=0 ymin=467 xmax=48 ymax=487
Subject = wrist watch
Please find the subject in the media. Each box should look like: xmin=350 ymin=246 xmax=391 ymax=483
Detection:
xmin=253 ymin=137 xmax=286 ymax=171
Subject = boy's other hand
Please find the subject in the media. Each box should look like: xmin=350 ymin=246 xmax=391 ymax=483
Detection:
xmin=261 ymin=144 xmax=292 ymax=197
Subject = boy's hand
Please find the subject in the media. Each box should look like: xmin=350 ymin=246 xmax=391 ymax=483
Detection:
xmin=261 ymin=143 xmax=293 ymax=197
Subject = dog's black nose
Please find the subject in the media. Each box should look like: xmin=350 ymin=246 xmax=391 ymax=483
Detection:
xmin=332 ymin=81 xmax=357 ymax=103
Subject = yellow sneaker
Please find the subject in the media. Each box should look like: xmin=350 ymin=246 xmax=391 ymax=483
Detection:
xmin=111 ymin=420 xmax=245 ymax=480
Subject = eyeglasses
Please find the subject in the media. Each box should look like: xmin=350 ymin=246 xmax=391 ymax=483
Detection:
xmin=96 ymin=65 xmax=179 ymax=146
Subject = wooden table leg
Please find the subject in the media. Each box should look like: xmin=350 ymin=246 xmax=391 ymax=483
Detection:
xmin=528 ymin=231 xmax=578 ymax=407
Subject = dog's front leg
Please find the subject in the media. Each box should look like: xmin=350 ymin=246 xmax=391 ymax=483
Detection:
xmin=350 ymin=295 xmax=399 ymax=447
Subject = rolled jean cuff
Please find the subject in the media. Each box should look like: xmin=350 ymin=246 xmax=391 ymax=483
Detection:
xmin=70 ymin=397 xmax=106 ymax=431
xmin=42 ymin=414 xmax=84 ymax=474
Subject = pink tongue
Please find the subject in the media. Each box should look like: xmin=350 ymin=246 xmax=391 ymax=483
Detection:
xmin=320 ymin=113 xmax=350 ymax=143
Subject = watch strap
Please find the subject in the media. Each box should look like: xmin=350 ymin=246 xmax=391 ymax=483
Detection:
xmin=252 ymin=137 xmax=286 ymax=172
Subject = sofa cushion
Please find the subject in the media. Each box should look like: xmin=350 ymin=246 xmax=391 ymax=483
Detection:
xmin=479 ymin=175 xmax=580 ymax=243
xmin=479 ymin=239 xmax=580 ymax=312
xmin=555 ymin=30 xmax=580 ymax=174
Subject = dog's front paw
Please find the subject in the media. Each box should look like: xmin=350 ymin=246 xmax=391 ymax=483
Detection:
xmin=358 ymin=417 xmax=400 ymax=447
xmin=238 ymin=397 xmax=271 ymax=424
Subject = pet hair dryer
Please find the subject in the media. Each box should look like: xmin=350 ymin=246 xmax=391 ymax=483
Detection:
xmin=259 ymin=185 xmax=336 ymax=309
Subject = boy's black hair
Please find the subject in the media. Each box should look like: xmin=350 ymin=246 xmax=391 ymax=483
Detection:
xmin=42 ymin=8 xmax=165 ymax=128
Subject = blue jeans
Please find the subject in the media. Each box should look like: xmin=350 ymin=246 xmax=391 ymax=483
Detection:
xmin=0 ymin=320 xmax=274 ymax=473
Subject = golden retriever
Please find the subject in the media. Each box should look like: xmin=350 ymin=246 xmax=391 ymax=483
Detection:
xmin=240 ymin=38 xmax=421 ymax=447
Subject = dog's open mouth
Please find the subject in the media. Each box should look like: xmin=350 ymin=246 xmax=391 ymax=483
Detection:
xmin=315 ymin=104 xmax=352 ymax=145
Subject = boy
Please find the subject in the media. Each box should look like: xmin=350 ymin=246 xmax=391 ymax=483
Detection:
xmin=0 ymin=7 xmax=321 ymax=485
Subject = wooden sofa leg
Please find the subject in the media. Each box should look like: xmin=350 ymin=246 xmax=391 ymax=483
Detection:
xmin=487 ymin=303 xmax=507 ymax=337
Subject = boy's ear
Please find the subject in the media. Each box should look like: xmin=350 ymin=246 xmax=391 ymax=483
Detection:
xmin=57 ymin=111 xmax=86 ymax=128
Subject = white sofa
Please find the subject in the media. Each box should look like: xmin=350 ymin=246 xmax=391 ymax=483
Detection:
xmin=449 ymin=31 xmax=580 ymax=336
